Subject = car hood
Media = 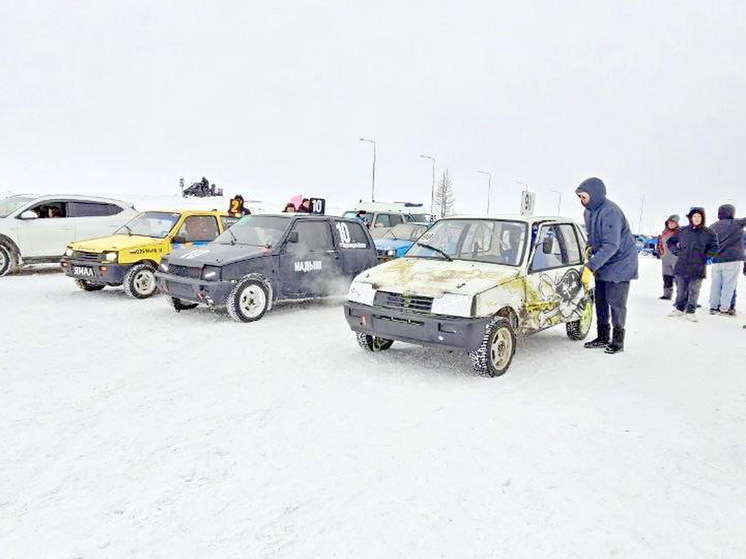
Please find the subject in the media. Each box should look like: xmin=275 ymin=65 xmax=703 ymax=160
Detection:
xmin=355 ymin=257 xmax=521 ymax=298
xmin=166 ymin=243 xmax=272 ymax=266
xmin=70 ymin=234 xmax=162 ymax=253
xmin=375 ymin=239 xmax=413 ymax=251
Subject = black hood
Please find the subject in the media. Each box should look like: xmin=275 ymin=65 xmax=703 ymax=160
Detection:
xmin=686 ymin=207 xmax=706 ymax=228
xmin=167 ymin=243 xmax=272 ymax=267
xmin=575 ymin=177 xmax=607 ymax=211
xmin=718 ymin=204 xmax=735 ymax=220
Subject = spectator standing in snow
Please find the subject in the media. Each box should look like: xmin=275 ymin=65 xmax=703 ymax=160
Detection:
xmin=296 ymin=199 xmax=312 ymax=213
xmin=575 ymin=177 xmax=639 ymax=354
xmin=656 ymin=214 xmax=680 ymax=300
xmin=666 ymin=208 xmax=718 ymax=322
xmin=283 ymin=202 xmax=296 ymax=213
xmin=708 ymin=204 xmax=746 ymax=316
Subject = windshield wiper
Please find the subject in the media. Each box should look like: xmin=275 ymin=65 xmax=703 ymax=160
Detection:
xmin=227 ymin=227 xmax=238 ymax=245
xmin=416 ymin=242 xmax=452 ymax=261
xmin=122 ymin=224 xmax=133 ymax=236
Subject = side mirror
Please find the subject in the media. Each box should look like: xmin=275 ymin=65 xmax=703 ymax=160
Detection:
xmin=20 ymin=210 xmax=38 ymax=220
xmin=172 ymin=235 xmax=188 ymax=244
xmin=542 ymin=238 xmax=554 ymax=254
xmin=288 ymin=231 xmax=299 ymax=243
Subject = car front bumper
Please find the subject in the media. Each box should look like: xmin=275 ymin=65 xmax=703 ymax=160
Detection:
xmin=344 ymin=301 xmax=491 ymax=351
xmin=60 ymin=259 xmax=128 ymax=285
xmin=156 ymin=272 xmax=233 ymax=306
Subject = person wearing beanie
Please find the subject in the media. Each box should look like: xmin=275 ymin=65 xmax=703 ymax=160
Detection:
xmin=708 ymin=204 xmax=746 ymax=316
xmin=666 ymin=207 xmax=718 ymax=322
xmin=575 ymin=177 xmax=639 ymax=354
xmin=656 ymin=214 xmax=680 ymax=300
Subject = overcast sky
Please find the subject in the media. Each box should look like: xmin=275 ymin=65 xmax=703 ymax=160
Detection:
xmin=2 ymin=0 xmax=745 ymax=231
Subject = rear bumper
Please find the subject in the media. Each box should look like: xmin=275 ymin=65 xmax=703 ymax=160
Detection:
xmin=155 ymin=272 xmax=233 ymax=305
xmin=344 ymin=301 xmax=490 ymax=351
xmin=60 ymin=259 xmax=128 ymax=285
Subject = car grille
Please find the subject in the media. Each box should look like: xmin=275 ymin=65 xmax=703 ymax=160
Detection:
xmin=72 ymin=251 xmax=101 ymax=262
xmin=168 ymin=264 xmax=202 ymax=279
xmin=374 ymin=291 xmax=433 ymax=313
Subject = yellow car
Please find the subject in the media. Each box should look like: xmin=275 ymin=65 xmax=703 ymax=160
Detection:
xmin=61 ymin=210 xmax=238 ymax=298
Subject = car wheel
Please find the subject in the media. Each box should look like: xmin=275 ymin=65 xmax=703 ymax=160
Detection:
xmin=566 ymin=292 xmax=594 ymax=341
xmin=356 ymin=332 xmax=394 ymax=352
xmin=169 ymin=297 xmax=199 ymax=312
xmin=0 ymin=243 xmax=19 ymax=277
xmin=227 ymin=277 xmax=269 ymax=322
xmin=123 ymin=263 xmax=158 ymax=299
xmin=74 ymin=279 xmax=105 ymax=291
xmin=469 ymin=317 xmax=516 ymax=377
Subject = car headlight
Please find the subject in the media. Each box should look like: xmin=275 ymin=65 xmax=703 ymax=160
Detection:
xmin=159 ymin=262 xmax=169 ymax=272
xmin=202 ymin=265 xmax=221 ymax=281
xmin=348 ymin=281 xmax=376 ymax=306
xmin=387 ymin=249 xmax=396 ymax=256
xmin=102 ymin=252 xmax=117 ymax=263
xmin=64 ymin=247 xmax=74 ymax=257
xmin=430 ymin=293 xmax=473 ymax=318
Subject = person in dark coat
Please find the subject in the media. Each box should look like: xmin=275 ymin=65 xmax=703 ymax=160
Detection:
xmin=666 ymin=207 xmax=718 ymax=322
xmin=575 ymin=177 xmax=639 ymax=354
xmin=296 ymin=199 xmax=312 ymax=213
xmin=708 ymin=204 xmax=746 ymax=316
xmin=656 ymin=214 xmax=680 ymax=300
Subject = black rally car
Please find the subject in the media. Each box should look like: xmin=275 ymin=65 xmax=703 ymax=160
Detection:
xmin=156 ymin=214 xmax=377 ymax=322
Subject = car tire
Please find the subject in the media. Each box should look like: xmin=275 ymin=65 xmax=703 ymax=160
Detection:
xmin=75 ymin=279 xmax=105 ymax=291
xmin=169 ymin=297 xmax=199 ymax=312
xmin=356 ymin=332 xmax=394 ymax=352
xmin=227 ymin=277 xmax=269 ymax=322
xmin=0 ymin=243 xmax=19 ymax=277
xmin=566 ymin=292 xmax=594 ymax=341
xmin=469 ymin=317 xmax=516 ymax=377
xmin=123 ymin=263 xmax=158 ymax=299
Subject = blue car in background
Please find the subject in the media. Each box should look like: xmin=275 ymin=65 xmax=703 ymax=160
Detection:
xmin=374 ymin=222 xmax=431 ymax=262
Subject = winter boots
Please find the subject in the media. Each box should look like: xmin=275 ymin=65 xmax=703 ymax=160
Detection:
xmin=659 ymin=287 xmax=673 ymax=300
xmin=584 ymin=324 xmax=610 ymax=349
xmin=604 ymin=328 xmax=625 ymax=354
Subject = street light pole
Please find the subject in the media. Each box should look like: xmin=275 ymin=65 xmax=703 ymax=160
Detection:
xmin=420 ymin=154 xmax=436 ymax=217
xmin=478 ymin=171 xmax=492 ymax=214
xmin=550 ymin=189 xmax=562 ymax=216
xmin=359 ymin=138 xmax=376 ymax=202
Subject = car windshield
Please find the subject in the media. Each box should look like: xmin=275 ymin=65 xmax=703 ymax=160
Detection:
xmin=116 ymin=211 xmax=181 ymax=238
xmin=408 ymin=213 xmax=431 ymax=223
xmin=214 ymin=215 xmax=290 ymax=247
xmin=385 ymin=223 xmax=429 ymax=241
xmin=405 ymin=218 xmax=528 ymax=266
xmin=0 ymin=196 xmax=34 ymax=218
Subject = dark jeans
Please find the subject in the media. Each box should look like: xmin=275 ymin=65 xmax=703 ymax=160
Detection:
xmin=675 ymin=276 xmax=703 ymax=313
xmin=595 ymin=280 xmax=631 ymax=330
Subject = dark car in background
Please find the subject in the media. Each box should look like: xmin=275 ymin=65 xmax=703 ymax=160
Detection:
xmin=156 ymin=214 xmax=378 ymax=322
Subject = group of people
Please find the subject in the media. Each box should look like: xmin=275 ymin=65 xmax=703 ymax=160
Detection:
xmin=656 ymin=205 xmax=746 ymax=325
xmin=572 ymin=176 xmax=746 ymax=358
xmin=282 ymin=199 xmax=312 ymax=213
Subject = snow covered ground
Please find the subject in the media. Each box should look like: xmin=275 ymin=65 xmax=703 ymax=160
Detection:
xmin=1 ymin=258 xmax=745 ymax=558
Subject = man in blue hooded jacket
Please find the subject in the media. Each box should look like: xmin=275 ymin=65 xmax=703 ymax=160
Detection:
xmin=575 ymin=178 xmax=639 ymax=354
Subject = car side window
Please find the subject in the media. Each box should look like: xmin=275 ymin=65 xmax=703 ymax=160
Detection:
xmin=374 ymin=214 xmax=391 ymax=228
xmin=68 ymin=201 xmax=123 ymax=217
xmin=286 ymin=221 xmax=334 ymax=253
xmin=530 ymin=225 xmax=568 ymax=271
xmin=559 ymin=224 xmax=582 ymax=265
xmin=390 ymin=214 xmax=404 ymax=226
xmin=176 ymin=216 xmax=220 ymax=242
xmin=28 ymin=201 xmax=69 ymax=218
xmin=335 ymin=221 xmax=369 ymax=248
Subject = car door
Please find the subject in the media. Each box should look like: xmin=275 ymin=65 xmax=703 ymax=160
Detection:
xmin=278 ymin=219 xmax=341 ymax=297
xmin=333 ymin=219 xmax=376 ymax=280
xmin=524 ymin=222 xmax=585 ymax=331
xmin=68 ymin=200 xmax=128 ymax=241
xmin=16 ymin=200 xmax=74 ymax=257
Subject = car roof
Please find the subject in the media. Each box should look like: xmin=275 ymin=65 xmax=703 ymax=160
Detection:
xmin=139 ymin=209 xmax=231 ymax=216
xmin=441 ymin=214 xmax=582 ymax=225
xmin=13 ymin=194 xmax=134 ymax=206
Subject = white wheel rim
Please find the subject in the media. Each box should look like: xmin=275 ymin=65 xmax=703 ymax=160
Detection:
xmin=240 ymin=285 xmax=266 ymax=318
xmin=490 ymin=328 xmax=512 ymax=370
xmin=0 ymin=250 xmax=7 ymax=271
xmin=134 ymin=270 xmax=156 ymax=295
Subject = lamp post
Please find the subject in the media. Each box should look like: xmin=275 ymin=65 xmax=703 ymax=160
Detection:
xmin=359 ymin=138 xmax=376 ymax=202
xmin=550 ymin=189 xmax=562 ymax=216
xmin=420 ymin=154 xmax=436 ymax=217
xmin=478 ymin=171 xmax=492 ymax=214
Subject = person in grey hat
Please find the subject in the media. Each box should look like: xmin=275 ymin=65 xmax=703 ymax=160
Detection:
xmin=575 ymin=177 xmax=639 ymax=354
xmin=708 ymin=204 xmax=746 ymax=315
xmin=656 ymin=214 xmax=680 ymax=300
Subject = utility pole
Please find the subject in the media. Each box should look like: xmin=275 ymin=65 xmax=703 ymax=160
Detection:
xmin=420 ymin=154 xmax=436 ymax=217
xmin=478 ymin=171 xmax=492 ymax=214
xmin=359 ymin=138 xmax=376 ymax=202
xmin=550 ymin=189 xmax=562 ymax=216
xmin=638 ymin=194 xmax=646 ymax=234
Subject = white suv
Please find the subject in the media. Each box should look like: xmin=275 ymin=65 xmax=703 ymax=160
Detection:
xmin=0 ymin=194 xmax=137 ymax=276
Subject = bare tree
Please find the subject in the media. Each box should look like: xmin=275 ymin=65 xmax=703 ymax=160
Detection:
xmin=434 ymin=169 xmax=456 ymax=218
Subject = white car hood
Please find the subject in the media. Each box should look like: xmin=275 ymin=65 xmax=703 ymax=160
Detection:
xmin=356 ymin=257 xmax=520 ymax=298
